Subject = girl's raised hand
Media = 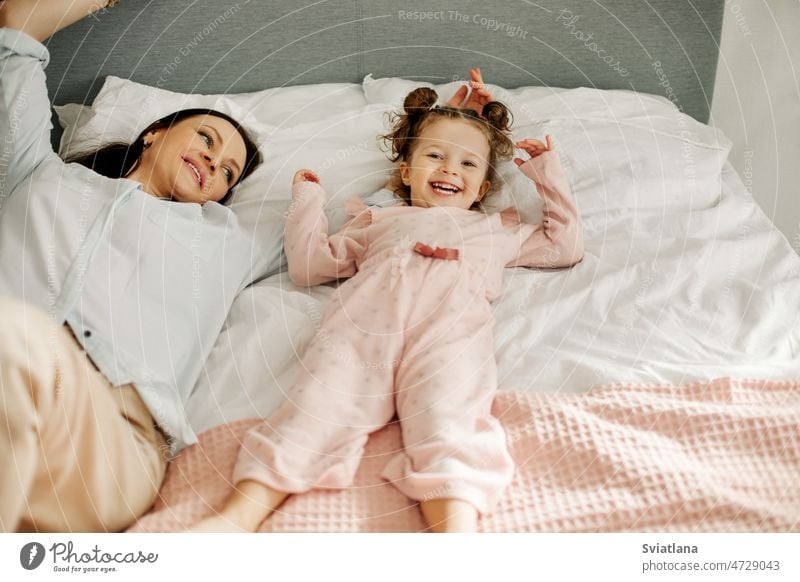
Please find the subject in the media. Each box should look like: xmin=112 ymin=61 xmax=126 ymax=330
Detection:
xmin=446 ymin=67 xmax=494 ymax=114
xmin=513 ymin=135 xmax=554 ymax=167
xmin=293 ymin=169 xmax=320 ymax=185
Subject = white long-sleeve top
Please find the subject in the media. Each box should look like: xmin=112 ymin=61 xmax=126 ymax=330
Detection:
xmin=0 ymin=27 xmax=282 ymax=454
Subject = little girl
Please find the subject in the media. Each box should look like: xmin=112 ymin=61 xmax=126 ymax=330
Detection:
xmin=192 ymin=87 xmax=584 ymax=533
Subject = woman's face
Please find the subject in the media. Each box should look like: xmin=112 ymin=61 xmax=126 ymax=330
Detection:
xmin=128 ymin=114 xmax=247 ymax=204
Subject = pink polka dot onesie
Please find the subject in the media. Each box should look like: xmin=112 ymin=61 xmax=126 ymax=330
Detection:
xmin=233 ymin=150 xmax=584 ymax=514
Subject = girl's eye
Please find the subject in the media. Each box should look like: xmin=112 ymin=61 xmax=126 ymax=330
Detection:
xmin=427 ymin=153 xmax=442 ymax=160
xmin=223 ymin=167 xmax=233 ymax=183
xmin=463 ymin=160 xmax=477 ymax=168
xmin=200 ymin=131 xmax=212 ymax=147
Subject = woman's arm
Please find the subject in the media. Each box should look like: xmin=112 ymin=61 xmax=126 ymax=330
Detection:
xmin=0 ymin=0 xmax=110 ymax=42
xmin=0 ymin=29 xmax=53 ymax=201
xmin=285 ymin=170 xmax=370 ymax=287
xmin=0 ymin=1 xmax=113 ymax=202
xmin=503 ymin=137 xmax=585 ymax=269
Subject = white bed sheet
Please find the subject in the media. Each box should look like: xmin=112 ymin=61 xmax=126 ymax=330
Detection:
xmin=186 ymin=160 xmax=800 ymax=436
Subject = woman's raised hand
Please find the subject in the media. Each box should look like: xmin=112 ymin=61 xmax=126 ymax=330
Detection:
xmin=293 ymin=169 xmax=320 ymax=185
xmin=0 ymin=0 xmax=115 ymax=42
xmin=446 ymin=67 xmax=494 ymax=114
xmin=514 ymin=135 xmax=554 ymax=167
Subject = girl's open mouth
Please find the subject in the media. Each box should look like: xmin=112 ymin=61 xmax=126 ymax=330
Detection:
xmin=430 ymin=181 xmax=462 ymax=196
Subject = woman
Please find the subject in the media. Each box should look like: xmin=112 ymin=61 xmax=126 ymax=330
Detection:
xmin=0 ymin=0 xmax=266 ymax=533
xmin=0 ymin=0 xmax=494 ymax=532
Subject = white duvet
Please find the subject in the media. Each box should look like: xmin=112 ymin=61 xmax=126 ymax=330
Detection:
xmin=185 ymin=84 xmax=800 ymax=436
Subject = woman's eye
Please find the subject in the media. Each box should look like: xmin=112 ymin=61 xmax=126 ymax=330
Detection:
xmin=200 ymin=132 xmax=212 ymax=146
xmin=223 ymin=167 xmax=233 ymax=183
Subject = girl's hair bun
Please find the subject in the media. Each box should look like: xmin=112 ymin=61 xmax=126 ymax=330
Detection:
xmin=403 ymin=87 xmax=438 ymax=116
xmin=481 ymin=101 xmax=512 ymax=132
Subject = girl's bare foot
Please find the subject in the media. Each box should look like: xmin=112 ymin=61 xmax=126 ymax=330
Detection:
xmin=184 ymin=480 xmax=289 ymax=533
xmin=420 ymin=498 xmax=479 ymax=533
xmin=185 ymin=513 xmax=253 ymax=533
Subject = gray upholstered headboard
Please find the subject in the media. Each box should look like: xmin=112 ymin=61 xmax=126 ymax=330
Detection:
xmin=44 ymin=0 xmax=724 ymax=124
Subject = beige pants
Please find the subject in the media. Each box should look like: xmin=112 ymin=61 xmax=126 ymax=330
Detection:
xmin=0 ymin=296 xmax=168 ymax=532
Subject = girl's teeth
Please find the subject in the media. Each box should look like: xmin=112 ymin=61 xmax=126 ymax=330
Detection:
xmin=432 ymin=182 xmax=459 ymax=193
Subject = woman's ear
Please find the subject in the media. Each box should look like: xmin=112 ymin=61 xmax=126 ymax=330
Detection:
xmin=142 ymin=128 xmax=161 ymax=149
xmin=399 ymin=161 xmax=411 ymax=186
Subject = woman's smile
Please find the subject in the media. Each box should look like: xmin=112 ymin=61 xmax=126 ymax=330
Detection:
xmin=182 ymin=156 xmax=205 ymax=189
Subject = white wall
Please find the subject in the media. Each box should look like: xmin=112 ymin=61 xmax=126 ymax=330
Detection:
xmin=710 ymin=0 xmax=800 ymax=254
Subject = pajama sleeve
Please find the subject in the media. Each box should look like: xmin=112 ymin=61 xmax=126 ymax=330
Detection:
xmin=285 ymin=181 xmax=371 ymax=287
xmin=502 ymin=150 xmax=585 ymax=268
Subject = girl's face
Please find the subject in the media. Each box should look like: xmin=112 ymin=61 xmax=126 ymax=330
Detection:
xmin=399 ymin=118 xmax=491 ymax=210
xmin=128 ymin=115 xmax=247 ymax=204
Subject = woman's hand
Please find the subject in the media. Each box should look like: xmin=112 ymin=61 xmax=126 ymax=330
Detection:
xmin=293 ymin=169 xmax=320 ymax=185
xmin=0 ymin=0 xmax=115 ymax=42
xmin=514 ymin=135 xmax=554 ymax=167
xmin=446 ymin=67 xmax=494 ymax=114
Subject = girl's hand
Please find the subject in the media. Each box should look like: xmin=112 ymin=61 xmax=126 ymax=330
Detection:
xmin=514 ymin=135 xmax=554 ymax=166
xmin=293 ymin=169 xmax=320 ymax=185
xmin=446 ymin=67 xmax=494 ymax=114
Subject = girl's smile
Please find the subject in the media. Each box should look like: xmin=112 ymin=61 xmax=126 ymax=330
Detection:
xmin=429 ymin=179 xmax=463 ymax=196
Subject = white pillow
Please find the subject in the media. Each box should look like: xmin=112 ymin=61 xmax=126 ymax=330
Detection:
xmin=230 ymin=103 xmax=396 ymax=226
xmin=56 ymin=74 xmax=732 ymax=246
xmin=54 ymin=75 xmax=368 ymax=158
xmin=506 ymin=89 xmax=732 ymax=214
xmin=364 ymin=76 xmax=732 ymax=215
xmin=362 ymin=73 xmax=564 ymax=110
xmin=54 ymin=76 xmax=274 ymax=161
xmin=53 ymin=103 xmax=93 ymax=149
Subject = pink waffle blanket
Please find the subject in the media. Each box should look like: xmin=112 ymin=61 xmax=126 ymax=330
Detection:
xmin=128 ymin=377 xmax=800 ymax=532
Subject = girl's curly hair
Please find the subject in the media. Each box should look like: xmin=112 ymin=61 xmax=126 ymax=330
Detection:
xmin=380 ymin=87 xmax=514 ymax=210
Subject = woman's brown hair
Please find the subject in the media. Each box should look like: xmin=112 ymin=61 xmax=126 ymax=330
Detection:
xmin=381 ymin=87 xmax=514 ymax=210
xmin=65 ymin=108 xmax=262 ymax=206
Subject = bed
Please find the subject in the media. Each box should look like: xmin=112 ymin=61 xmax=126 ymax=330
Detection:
xmin=42 ymin=0 xmax=800 ymax=532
